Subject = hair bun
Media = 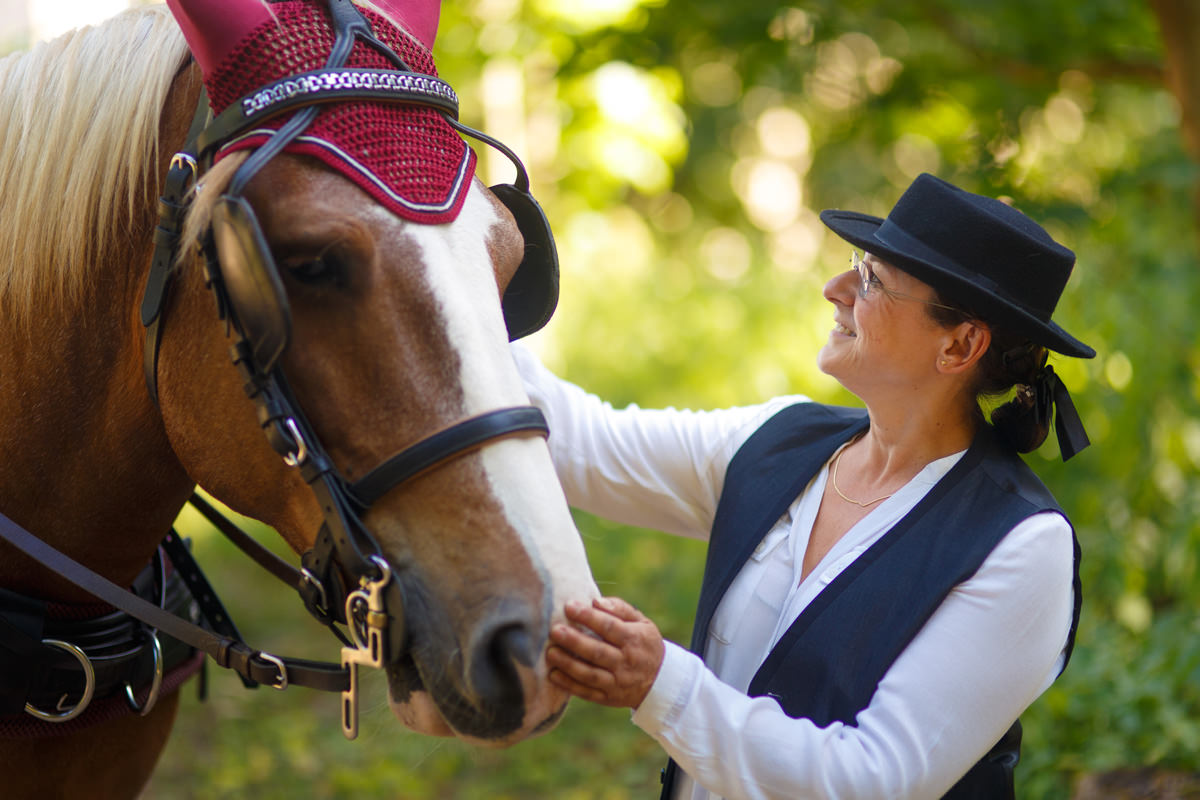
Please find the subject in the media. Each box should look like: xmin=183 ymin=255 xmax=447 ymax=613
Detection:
xmin=990 ymin=384 xmax=1050 ymax=453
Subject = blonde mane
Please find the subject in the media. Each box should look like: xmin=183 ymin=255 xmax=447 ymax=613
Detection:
xmin=0 ymin=1 xmax=430 ymax=320
xmin=0 ymin=6 xmax=189 ymax=328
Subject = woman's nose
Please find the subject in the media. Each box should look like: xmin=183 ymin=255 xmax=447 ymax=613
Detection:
xmin=823 ymin=268 xmax=858 ymax=306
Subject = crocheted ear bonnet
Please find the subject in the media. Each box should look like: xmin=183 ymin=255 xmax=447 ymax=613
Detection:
xmin=168 ymin=0 xmax=472 ymax=224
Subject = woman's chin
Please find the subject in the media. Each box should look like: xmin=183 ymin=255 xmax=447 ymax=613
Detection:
xmin=815 ymin=344 xmax=838 ymax=378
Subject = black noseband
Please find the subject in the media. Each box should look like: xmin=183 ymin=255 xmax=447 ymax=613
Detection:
xmin=348 ymin=406 xmax=550 ymax=508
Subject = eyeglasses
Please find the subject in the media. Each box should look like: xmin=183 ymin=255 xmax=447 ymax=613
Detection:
xmin=849 ymin=251 xmax=960 ymax=313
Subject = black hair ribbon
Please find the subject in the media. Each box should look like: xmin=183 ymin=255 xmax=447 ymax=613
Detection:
xmin=1033 ymin=365 xmax=1090 ymax=461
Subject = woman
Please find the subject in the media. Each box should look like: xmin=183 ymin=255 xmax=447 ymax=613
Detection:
xmin=522 ymin=173 xmax=1093 ymax=799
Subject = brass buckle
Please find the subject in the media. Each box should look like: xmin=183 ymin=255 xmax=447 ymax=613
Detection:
xmin=169 ymin=151 xmax=198 ymax=176
xmin=341 ymin=555 xmax=392 ymax=740
xmin=256 ymin=651 xmax=289 ymax=690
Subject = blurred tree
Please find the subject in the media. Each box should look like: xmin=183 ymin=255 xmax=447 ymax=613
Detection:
xmin=431 ymin=1 xmax=1200 ymax=797
xmin=139 ymin=2 xmax=1200 ymax=797
xmin=1152 ymin=0 xmax=1200 ymax=212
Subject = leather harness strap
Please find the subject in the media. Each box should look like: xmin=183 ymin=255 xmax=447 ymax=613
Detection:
xmin=3 ymin=568 xmax=194 ymax=712
xmin=0 ymin=508 xmax=348 ymax=695
xmin=140 ymin=72 xmax=212 ymax=408
xmin=186 ymin=494 xmax=302 ymax=589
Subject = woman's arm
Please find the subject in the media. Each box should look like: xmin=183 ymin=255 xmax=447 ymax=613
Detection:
xmin=512 ymin=344 xmax=804 ymax=538
xmin=550 ymin=511 xmax=1075 ymax=800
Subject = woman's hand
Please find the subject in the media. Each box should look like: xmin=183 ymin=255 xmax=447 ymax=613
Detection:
xmin=547 ymin=596 xmax=665 ymax=710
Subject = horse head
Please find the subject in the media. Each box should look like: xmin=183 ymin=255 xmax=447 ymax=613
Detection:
xmin=151 ymin=0 xmax=598 ymax=745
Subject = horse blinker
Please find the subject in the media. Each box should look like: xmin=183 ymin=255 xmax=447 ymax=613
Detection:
xmin=210 ymin=196 xmax=293 ymax=374
xmin=491 ymin=183 xmax=559 ymax=341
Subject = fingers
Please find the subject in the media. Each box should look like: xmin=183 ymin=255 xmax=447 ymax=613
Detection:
xmin=562 ymin=597 xmax=645 ymax=644
xmin=592 ymin=595 xmax=645 ymax=623
xmin=550 ymin=616 xmax=624 ymax=670
xmin=548 ymin=595 xmax=666 ymax=710
xmin=546 ymin=637 xmax=652 ymax=709
xmin=547 ymin=661 xmax=606 ymax=704
xmin=547 ymin=620 xmax=631 ymax=708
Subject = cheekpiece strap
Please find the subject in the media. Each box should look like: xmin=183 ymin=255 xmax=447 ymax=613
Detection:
xmin=141 ymin=82 xmax=212 ymax=407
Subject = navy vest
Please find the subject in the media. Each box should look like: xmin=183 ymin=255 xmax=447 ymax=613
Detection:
xmin=660 ymin=402 xmax=1081 ymax=799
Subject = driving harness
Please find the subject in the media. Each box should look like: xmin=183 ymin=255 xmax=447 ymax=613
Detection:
xmin=0 ymin=0 xmax=560 ymax=739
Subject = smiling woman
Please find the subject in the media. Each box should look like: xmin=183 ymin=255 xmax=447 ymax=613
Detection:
xmin=520 ymin=173 xmax=1096 ymax=800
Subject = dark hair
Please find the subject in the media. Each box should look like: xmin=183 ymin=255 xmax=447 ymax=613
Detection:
xmin=926 ymin=297 xmax=1051 ymax=453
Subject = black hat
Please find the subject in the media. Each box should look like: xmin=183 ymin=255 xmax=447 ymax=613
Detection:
xmin=820 ymin=173 xmax=1095 ymax=359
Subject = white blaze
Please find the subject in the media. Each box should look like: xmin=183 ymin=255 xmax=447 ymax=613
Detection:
xmin=396 ymin=181 xmax=599 ymax=741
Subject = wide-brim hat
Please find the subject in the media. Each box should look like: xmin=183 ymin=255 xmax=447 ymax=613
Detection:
xmin=820 ymin=173 xmax=1095 ymax=359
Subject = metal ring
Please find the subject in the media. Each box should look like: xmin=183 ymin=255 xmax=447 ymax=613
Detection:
xmin=300 ymin=567 xmax=329 ymax=616
xmin=257 ymin=651 xmax=288 ymax=690
xmin=169 ymin=151 xmax=198 ymax=175
xmin=24 ymin=639 xmax=96 ymax=723
xmin=367 ymin=554 xmax=391 ymax=585
xmin=124 ymin=632 xmax=164 ymax=716
xmin=282 ymin=418 xmax=308 ymax=467
xmin=346 ymin=592 xmax=372 ymax=652
xmin=347 ymin=556 xmax=393 ymax=652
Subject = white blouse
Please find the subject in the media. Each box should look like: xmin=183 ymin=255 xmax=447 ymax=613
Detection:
xmin=513 ymin=345 xmax=1075 ymax=800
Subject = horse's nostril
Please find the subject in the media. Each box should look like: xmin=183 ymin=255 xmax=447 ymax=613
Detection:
xmin=494 ymin=623 xmax=536 ymax=668
xmin=467 ymin=614 xmax=541 ymax=707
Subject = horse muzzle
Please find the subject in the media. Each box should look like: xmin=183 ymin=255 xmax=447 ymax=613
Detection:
xmin=378 ymin=566 xmax=563 ymax=744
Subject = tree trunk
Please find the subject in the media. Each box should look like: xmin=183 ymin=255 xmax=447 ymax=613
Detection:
xmin=1150 ymin=0 xmax=1200 ymax=158
xmin=1150 ymin=0 xmax=1200 ymax=228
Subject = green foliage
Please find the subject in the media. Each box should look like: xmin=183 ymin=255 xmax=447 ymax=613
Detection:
xmin=149 ymin=0 xmax=1200 ymax=796
xmin=146 ymin=510 xmax=701 ymax=798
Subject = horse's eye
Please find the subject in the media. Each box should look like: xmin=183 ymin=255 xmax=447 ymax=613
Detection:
xmin=283 ymin=253 xmax=345 ymax=287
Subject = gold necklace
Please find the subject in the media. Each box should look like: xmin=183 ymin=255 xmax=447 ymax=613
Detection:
xmin=829 ymin=445 xmax=894 ymax=508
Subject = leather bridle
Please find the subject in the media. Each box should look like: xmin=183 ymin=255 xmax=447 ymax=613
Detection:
xmin=0 ymin=0 xmax=563 ymax=738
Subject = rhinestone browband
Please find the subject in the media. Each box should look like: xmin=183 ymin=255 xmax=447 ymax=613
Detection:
xmin=197 ymin=66 xmax=463 ymax=159
xmin=241 ymin=68 xmax=459 ymax=117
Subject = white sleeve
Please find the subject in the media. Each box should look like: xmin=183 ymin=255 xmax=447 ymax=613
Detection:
xmin=631 ymin=511 xmax=1075 ymax=800
xmin=511 ymin=343 xmax=807 ymax=539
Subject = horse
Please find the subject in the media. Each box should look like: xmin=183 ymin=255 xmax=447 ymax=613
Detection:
xmin=0 ymin=3 xmax=597 ymax=797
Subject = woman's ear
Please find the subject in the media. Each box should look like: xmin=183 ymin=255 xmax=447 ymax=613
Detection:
xmin=937 ymin=320 xmax=991 ymax=373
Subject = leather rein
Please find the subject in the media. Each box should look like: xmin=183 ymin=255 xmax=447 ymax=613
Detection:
xmin=0 ymin=0 xmax=553 ymax=739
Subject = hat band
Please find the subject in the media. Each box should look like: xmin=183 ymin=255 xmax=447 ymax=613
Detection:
xmin=873 ymin=219 xmax=1053 ymax=323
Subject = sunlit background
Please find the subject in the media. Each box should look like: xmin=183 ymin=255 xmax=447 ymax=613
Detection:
xmin=0 ymin=0 xmax=135 ymax=42
xmin=3 ymin=2 xmax=1198 ymax=798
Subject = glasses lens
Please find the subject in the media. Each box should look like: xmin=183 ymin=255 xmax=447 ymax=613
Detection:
xmin=851 ymin=251 xmax=869 ymax=297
